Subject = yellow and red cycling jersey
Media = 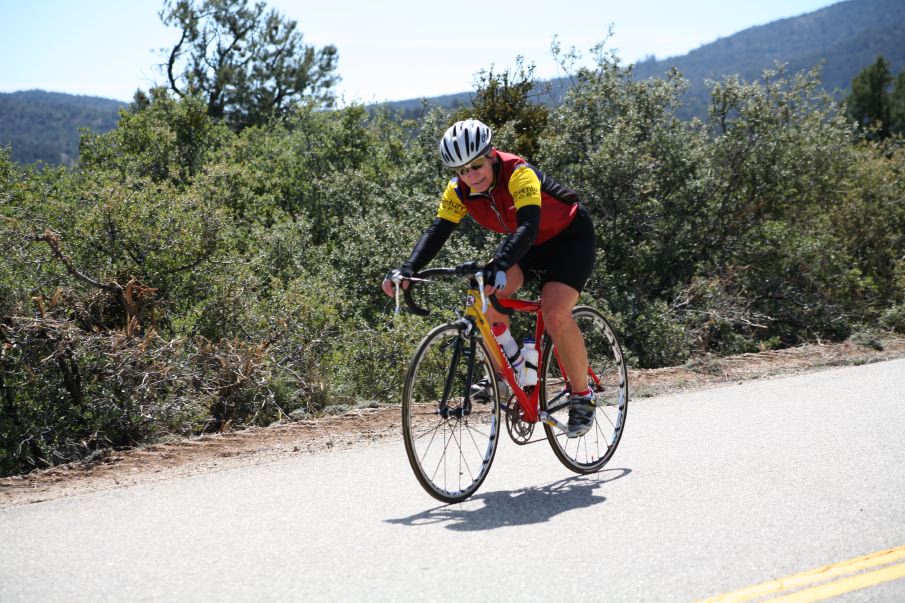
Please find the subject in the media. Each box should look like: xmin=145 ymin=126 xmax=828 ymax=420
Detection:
xmin=436 ymin=149 xmax=579 ymax=245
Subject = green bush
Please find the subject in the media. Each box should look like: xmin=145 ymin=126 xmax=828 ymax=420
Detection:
xmin=3 ymin=53 xmax=905 ymax=476
xmin=628 ymin=300 xmax=690 ymax=368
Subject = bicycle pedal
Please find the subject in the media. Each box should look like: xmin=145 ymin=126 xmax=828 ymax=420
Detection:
xmin=538 ymin=411 xmax=567 ymax=432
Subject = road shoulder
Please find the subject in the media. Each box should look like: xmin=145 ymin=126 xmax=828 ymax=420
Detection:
xmin=2 ymin=337 xmax=904 ymax=507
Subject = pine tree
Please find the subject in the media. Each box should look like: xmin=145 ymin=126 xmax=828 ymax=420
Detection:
xmin=846 ymin=57 xmax=892 ymax=139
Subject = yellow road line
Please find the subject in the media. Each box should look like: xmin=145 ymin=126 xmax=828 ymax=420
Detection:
xmin=697 ymin=544 xmax=905 ymax=602
xmin=768 ymin=561 xmax=905 ymax=603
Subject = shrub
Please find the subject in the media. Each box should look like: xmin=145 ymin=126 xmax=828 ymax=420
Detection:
xmin=0 ymin=312 xmax=205 ymax=476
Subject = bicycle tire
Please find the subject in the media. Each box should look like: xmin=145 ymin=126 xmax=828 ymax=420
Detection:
xmin=402 ymin=322 xmax=501 ymax=503
xmin=539 ymin=305 xmax=628 ymax=473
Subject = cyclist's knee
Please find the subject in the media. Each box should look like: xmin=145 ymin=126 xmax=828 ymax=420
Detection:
xmin=544 ymin=306 xmax=576 ymax=336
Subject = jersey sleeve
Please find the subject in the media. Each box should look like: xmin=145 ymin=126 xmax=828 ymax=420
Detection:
xmin=508 ymin=165 xmax=542 ymax=210
xmin=436 ymin=179 xmax=468 ymax=223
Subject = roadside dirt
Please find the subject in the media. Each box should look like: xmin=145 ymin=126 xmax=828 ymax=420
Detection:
xmin=3 ymin=337 xmax=904 ymax=507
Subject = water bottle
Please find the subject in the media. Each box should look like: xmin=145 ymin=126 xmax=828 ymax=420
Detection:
xmin=491 ymin=322 xmax=524 ymax=377
xmin=521 ymin=336 xmax=538 ymax=387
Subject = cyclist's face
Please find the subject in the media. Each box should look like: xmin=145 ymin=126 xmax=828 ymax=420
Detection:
xmin=457 ymin=155 xmax=493 ymax=192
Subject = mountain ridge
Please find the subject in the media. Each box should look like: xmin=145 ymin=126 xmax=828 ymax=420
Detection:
xmin=3 ymin=0 xmax=904 ymax=165
xmin=384 ymin=0 xmax=905 ymax=117
xmin=627 ymin=0 xmax=905 ymax=117
xmin=0 ymin=90 xmax=125 ymax=165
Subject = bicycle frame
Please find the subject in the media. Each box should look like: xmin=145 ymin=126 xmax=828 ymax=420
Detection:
xmin=468 ymin=292 xmax=614 ymax=431
xmin=399 ymin=264 xmax=607 ymax=430
xmin=400 ymin=263 xmax=629 ymax=501
xmin=461 ymin=287 xmax=546 ymax=422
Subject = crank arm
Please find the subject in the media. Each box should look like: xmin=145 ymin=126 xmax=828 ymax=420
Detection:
xmin=539 ymin=411 xmax=567 ymax=432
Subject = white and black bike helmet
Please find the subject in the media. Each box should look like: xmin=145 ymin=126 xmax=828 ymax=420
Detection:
xmin=439 ymin=119 xmax=492 ymax=168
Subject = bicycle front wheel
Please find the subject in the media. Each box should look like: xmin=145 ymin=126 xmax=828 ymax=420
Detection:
xmin=540 ymin=305 xmax=628 ymax=473
xmin=402 ymin=322 xmax=501 ymax=503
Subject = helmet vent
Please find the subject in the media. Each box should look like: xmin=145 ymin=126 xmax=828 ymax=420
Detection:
xmin=438 ymin=119 xmax=492 ymax=168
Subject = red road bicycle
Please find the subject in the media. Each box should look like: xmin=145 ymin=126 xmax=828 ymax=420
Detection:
xmin=395 ymin=261 xmax=628 ymax=503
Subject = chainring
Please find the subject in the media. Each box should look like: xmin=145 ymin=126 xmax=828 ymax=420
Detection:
xmin=503 ymin=397 xmax=535 ymax=444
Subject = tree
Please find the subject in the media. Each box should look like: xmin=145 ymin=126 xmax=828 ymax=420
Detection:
xmin=891 ymin=71 xmax=905 ymax=136
xmin=846 ymin=56 xmax=892 ymax=139
xmin=453 ymin=57 xmax=549 ymax=162
xmin=161 ymin=0 xmax=339 ymax=130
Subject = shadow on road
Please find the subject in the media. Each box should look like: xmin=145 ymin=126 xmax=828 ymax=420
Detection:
xmin=386 ymin=467 xmax=631 ymax=531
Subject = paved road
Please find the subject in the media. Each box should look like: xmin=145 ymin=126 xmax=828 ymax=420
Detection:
xmin=2 ymin=359 xmax=905 ymax=602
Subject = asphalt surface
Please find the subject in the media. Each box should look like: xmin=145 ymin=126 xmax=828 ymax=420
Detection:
xmin=2 ymin=359 xmax=904 ymax=602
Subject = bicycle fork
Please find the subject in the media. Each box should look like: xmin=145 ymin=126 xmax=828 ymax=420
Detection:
xmin=437 ymin=324 xmax=477 ymax=419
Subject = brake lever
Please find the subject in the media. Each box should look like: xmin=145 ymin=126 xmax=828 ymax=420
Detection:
xmin=391 ymin=275 xmax=430 ymax=314
xmin=393 ymin=279 xmax=402 ymax=314
xmin=475 ymin=271 xmax=488 ymax=313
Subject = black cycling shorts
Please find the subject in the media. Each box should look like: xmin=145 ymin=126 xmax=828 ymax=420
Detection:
xmin=515 ymin=205 xmax=596 ymax=293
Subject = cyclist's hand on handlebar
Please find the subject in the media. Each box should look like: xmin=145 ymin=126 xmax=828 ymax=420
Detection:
xmin=483 ymin=264 xmax=507 ymax=295
xmin=382 ymin=267 xmax=413 ymax=297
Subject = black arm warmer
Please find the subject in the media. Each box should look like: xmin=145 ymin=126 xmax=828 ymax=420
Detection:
xmin=493 ymin=205 xmax=540 ymax=271
xmin=401 ymin=218 xmax=457 ymax=273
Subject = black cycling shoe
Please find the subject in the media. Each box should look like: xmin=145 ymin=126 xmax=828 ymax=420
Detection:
xmin=566 ymin=393 xmax=595 ymax=438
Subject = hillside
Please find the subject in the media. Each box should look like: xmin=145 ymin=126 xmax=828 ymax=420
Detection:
xmin=3 ymin=0 xmax=905 ymax=164
xmin=2 ymin=6 xmax=904 ymax=479
xmin=630 ymin=0 xmax=905 ymax=118
xmin=386 ymin=0 xmax=905 ymax=119
xmin=0 ymin=90 xmax=125 ymax=166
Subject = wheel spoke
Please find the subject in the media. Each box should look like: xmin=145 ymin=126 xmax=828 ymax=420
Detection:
xmin=402 ymin=324 xmax=500 ymax=503
xmin=465 ymin=420 xmax=491 ymax=462
xmin=540 ymin=306 xmax=628 ymax=473
xmin=415 ymin=418 xmax=442 ymax=465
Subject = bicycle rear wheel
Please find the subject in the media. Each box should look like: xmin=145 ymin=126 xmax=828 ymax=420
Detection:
xmin=402 ymin=322 xmax=501 ymax=503
xmin=540 ymin=305 xmax=628 ymax=473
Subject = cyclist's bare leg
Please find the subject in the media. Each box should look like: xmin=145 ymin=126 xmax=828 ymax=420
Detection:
xmin=484 ymin=265 xmax=524 ymax=374
xmin=540 ymin=281 xmax=588 ymax=392
xmin=484 ymin=264 xmax=523 ymax=327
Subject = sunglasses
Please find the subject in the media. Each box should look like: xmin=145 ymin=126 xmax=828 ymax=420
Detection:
xmin=455 ymin=156 xmax=489 ymax=176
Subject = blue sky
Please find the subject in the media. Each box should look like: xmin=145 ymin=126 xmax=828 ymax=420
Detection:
xmin=1 ymin=0 xmax=841 ymax=104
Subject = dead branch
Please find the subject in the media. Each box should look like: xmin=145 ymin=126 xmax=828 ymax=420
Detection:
xmin=32 ymin=229 xmax=120 ymax=294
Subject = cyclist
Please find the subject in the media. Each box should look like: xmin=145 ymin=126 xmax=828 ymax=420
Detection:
xmin=382 ymin=119 xmax=597 ymax=437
